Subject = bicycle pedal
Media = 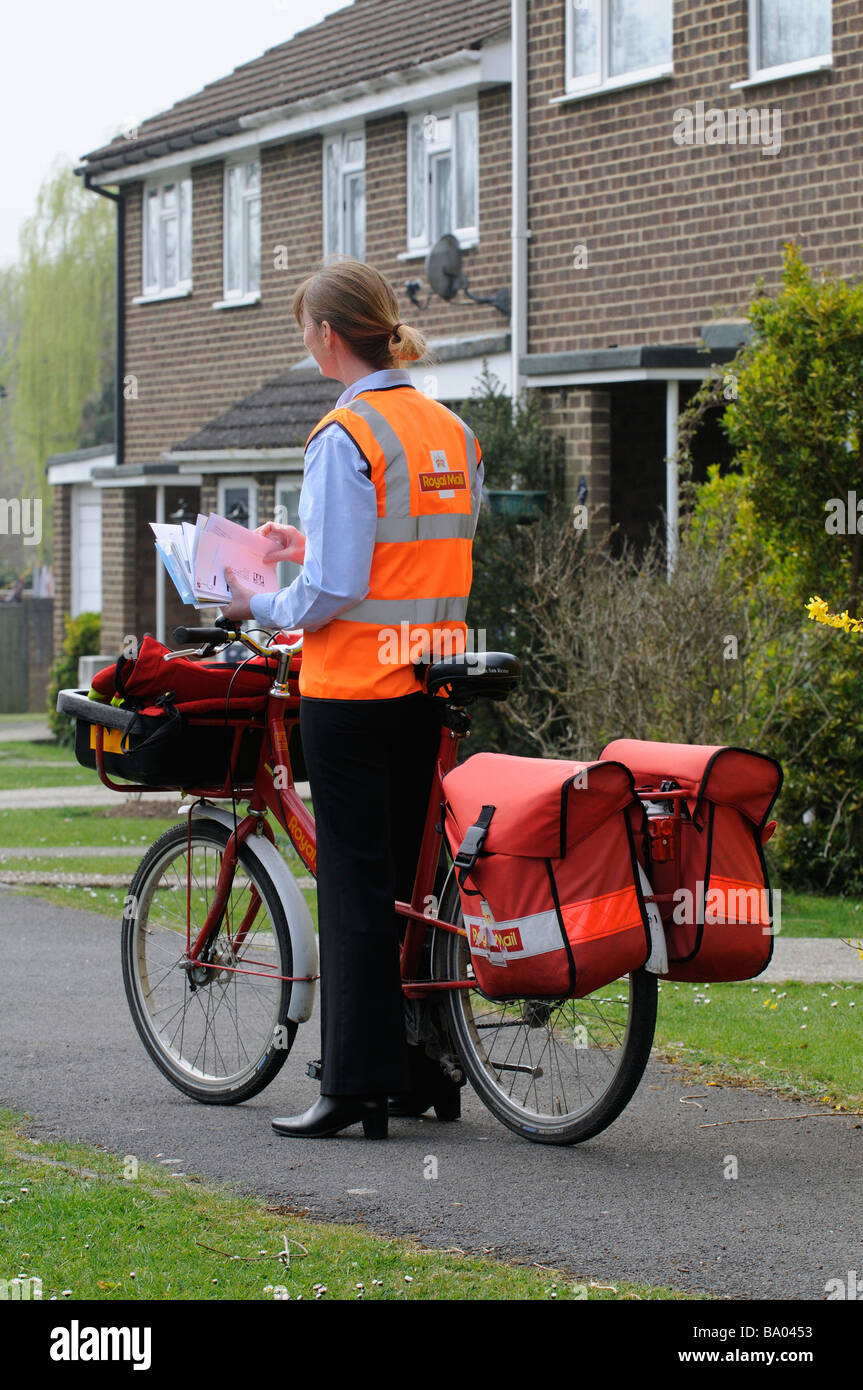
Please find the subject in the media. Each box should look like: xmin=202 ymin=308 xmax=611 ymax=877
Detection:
xmin=306 ymin=1059 xmax=322 ymax=1081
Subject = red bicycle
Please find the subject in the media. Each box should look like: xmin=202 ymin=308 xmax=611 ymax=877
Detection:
xmin=60 ymin=622 xmax=658 ymax=1145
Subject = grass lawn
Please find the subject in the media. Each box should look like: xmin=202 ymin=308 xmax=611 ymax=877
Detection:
xmin=0 ymin=1108 xmax=694 ymax=1302
xmin=779 ymin=892 xmax=863 ymax=939
xmin=0 ymin=805 xmax=318 ymax=927
xmin=653 ymin=978 xmax=863 ymax=1108
xmin=0 ymin=739 xmax=91 ymax=789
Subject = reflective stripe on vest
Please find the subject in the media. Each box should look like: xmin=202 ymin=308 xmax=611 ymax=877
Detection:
xmin=299 ymin=386 xmax=478 ymax=700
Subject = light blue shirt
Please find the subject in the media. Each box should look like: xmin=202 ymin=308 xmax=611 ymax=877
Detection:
xmin=248 ymin=368 xmax=483 ymax=632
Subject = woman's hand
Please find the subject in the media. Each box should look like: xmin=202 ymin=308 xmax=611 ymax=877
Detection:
xmin=256 ymin=521 xmax=306 ymax=565
xmin=222 ymin=567 xmax=255 ymax=622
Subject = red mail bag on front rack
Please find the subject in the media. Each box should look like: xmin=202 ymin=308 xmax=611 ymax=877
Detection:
xmin=600 ymin=740 xmax=782 ymax=982
xmin=442 ymin=753 xmax=651 ymax=999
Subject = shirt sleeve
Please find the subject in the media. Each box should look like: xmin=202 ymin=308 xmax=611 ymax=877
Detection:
xmin=249 ymin=423 xmax=378 ymax=632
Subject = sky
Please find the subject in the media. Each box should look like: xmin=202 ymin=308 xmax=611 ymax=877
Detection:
xmin=0 ymin=0 xmax=352 ymax=269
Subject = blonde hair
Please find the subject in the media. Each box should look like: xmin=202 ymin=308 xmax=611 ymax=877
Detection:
xmin=292 ymin=256 xmax=431 ymax=370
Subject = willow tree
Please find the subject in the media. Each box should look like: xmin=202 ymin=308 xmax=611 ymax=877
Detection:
xmin=4 ymin=158 xmax=115 ymax=553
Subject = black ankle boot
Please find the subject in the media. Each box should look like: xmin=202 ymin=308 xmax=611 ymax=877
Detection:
xmin=388 ymin=1047 xmax=462 ymax=1120
xmin=272 ymin=1094 xmax=388 ymax=1139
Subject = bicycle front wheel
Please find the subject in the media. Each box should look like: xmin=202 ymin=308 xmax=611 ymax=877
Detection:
xmin=121 ymin=819 xmax=298 ymax=1104
xmin=433 ymin=877 xmax=657 ymax=1144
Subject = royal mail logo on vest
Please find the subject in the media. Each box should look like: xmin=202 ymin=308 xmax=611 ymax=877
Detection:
xmin=419 ymin=450 xmax=467 ymax=499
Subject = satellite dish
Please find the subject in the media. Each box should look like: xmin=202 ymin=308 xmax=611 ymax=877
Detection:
xmin=416 ymin=234 xmax=510 ymax=319
xmin=426 ymin=235 xmax=466 ymax=301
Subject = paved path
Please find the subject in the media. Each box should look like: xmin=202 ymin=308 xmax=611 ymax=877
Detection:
xmin=760 ymin=937 xmax=863 ymax=982
xmin=1 ymin=886 xmax=861 ymax=1301
xmin=0 ymin=782 xmax=311 ymax=811
xmin=0 ymin=717 xmax=52 ymax=742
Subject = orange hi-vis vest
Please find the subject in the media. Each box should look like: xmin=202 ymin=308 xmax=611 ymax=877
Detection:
xmin=299 ymin=384 xmax=481 ymax=700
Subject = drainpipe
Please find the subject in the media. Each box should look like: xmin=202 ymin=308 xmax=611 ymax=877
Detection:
xmin=155 ymin=484 xmax=166 ymax=644
xmin=511 ymin=0 xmax=529 ymax=403
xmin=82 ymin=173 xmax=124 ymax=467
xmin=666 ymin=379 xmax=679 ymax=580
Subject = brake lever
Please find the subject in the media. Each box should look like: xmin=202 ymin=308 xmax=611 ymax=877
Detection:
xmin=163 ymin=644 xmax=221 ymax=661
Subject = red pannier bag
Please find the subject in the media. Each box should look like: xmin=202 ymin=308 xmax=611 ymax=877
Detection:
xmin=77 ymin=632 xmax=303 ymax=789
xmin=441 ymin=753 xmax=652 ymax=999
xmin=600 ymin=740 xmax=782 ymax=982
xmin=88 ymin=631 xmax=300 ymax=714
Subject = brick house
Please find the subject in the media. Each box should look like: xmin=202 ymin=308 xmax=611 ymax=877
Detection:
xmin=60 ymin=0 xmax=512 ymax=654
xmin=59 ymin=0 xmax=859 ymax=654
xmin=515 ymin=0 xmax=856 ymax=556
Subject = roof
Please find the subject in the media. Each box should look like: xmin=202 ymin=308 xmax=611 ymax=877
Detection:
xmin=169 ymin=369 xmax=343 ymax=453
xmin=78 ymin=0 xmax=509 ymax=176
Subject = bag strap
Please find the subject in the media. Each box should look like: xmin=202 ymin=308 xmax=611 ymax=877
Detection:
xmin=120 ymin=694 xmax=181 ymax=753
xmin=453 ymin=804 xmax=495 ymax=892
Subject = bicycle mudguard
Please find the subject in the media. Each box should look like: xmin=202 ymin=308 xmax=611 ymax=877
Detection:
xmin=189 ymin=807 xmax=318 ymax=1022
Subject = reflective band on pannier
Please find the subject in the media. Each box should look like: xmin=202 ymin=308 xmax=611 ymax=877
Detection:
xmin=600 ymin=740 xmax=783 ymax=983
xmin=442 ymin=753 xmax=652 ymax=999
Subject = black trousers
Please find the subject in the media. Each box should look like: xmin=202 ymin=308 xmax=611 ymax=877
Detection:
xmin=299 ymin=691 xmax=444 ymax=1096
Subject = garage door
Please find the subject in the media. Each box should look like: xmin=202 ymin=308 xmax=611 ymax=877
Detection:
xmin=71 ymin=485 xmax=102 ymax=615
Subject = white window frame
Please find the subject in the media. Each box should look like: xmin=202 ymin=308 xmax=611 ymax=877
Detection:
xmin=562 ymin=0 xmax=673 ymax=100
xmin=217 ymin=157 xmax=261 ymax=309
xmin=137 ymin=173 xmax=192 ymax=302
xmin=217 ymin=477 xmax=258 ymax=530
xmin=404 ymin=101 xmax=479 ymax=258
xmin=323 ymin=129 xmax=366 ymax=261
xmin=739 ymin=0 xmax=833 ymax=87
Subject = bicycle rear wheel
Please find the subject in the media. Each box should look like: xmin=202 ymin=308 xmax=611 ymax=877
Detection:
xmin=433 ymin=876 xmax=657 ymax=1144
xmin=121 ymin=818 xmax=297 ymax=1104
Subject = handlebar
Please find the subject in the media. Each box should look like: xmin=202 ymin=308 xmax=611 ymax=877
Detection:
xmin=170 ymin=623 xmax=302 ymax=661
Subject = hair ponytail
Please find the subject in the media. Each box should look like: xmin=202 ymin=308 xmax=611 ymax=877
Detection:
xmin=293 ymin=256 xmax=432 ymax=371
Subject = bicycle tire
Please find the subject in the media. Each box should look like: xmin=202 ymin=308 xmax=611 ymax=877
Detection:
xmin=121 ymin=818 xmax=298 ymax=1104
xmin=432 ymin=875 xmax=657 ymax=1144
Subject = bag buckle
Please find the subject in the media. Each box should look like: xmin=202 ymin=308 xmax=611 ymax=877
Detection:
xmin=454 ymin=804 xmax=495 ymax=877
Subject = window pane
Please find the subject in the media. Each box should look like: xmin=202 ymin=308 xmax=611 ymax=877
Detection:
xmin=435 ymin=116 xmax=451 ymax=148
xmin=432 ymin=152 xmax=452 ymax=240
xmin=179 ymin=179 xmax=191 ymax=283
xmin=324 ymin=139 xmax=340 ymax=254
xmin=245 ymin=160 xmax=260 ymax=189
xmin=609 ymin=0 xmax=671 ymax=77
xmin=346 ymin=136 xmax=363 ymax=165
xmin=571 ymin=0 xmax=600 ymax=79
xmin=246 ymin=195 xmax=261 ymax=293
xmin=162 ymin=182 xmax=177 ymax=210
xmin=410 ymin=119 xmax=426 ymax=242
xmin=146 ymin=190 xmax=160 ymax=288
xmin=226 ymin=166 xmax=241 ymax=293
xmin=223 ymin=487 xmax=250 ymax=526
xmin=163 ymin=213 xmax=178 ymax=287
xmin=455 ymin=108 xmax=477 ymax=229
xmin=346 ymin=173 xmax=365 ymax=261
xmin=759 ymin=0 xmax=831 ymax=68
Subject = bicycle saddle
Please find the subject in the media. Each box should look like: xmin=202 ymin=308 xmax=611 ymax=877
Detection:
xmin=424 ymin=651 xmax=521 ymax=704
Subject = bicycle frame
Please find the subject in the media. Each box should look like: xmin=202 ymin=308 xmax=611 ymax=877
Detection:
xmin=90 ymin=643 xmax=473 ymax=995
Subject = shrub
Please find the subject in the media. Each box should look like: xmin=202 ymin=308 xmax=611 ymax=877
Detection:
xmin=47 ymin=610 xmax=101 ymax=745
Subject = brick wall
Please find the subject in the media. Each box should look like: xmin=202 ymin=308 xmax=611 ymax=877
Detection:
xmin=100 ymin=487 xmax=197 ymax=650
xmin=525 ymin=0 xmax=863 ymax=353
xmin=122 ymin=87 xmax=512 ymax=466
xmin=545 ymin=386 xmax=611 ymax=524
